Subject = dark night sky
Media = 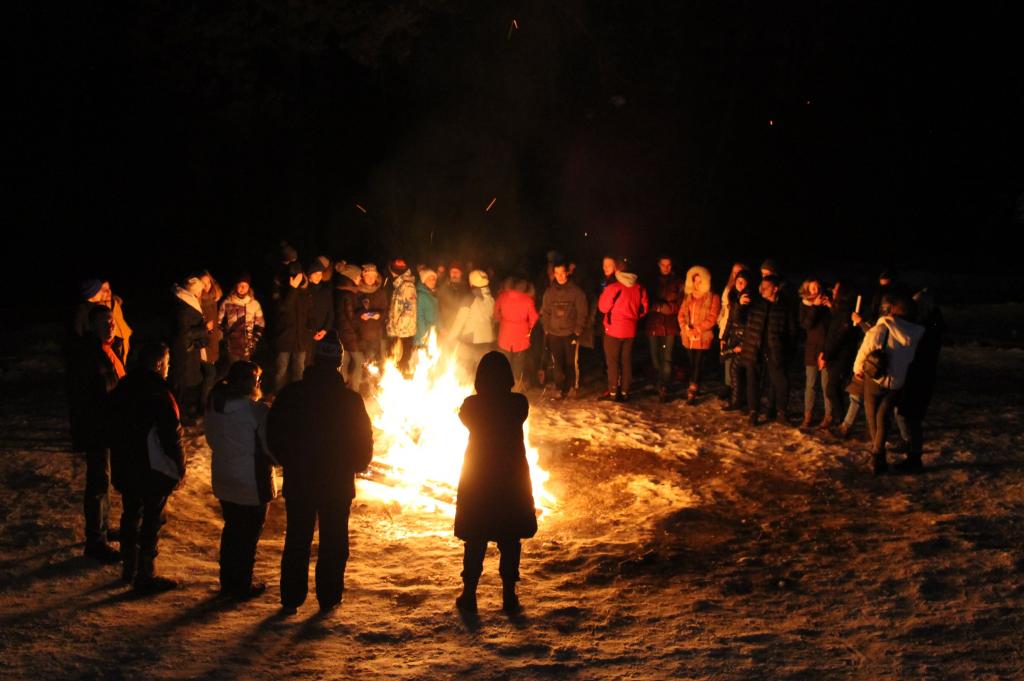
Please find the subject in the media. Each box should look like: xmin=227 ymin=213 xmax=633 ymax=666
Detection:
xmin=9 ymin=1 xmax=1023 ymax=317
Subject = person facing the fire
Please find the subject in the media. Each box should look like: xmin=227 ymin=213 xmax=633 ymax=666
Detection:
xmin=267 ymin=331 xmax=374 ymax=615
xmin=454 ymin=351 xmax=537 ymax=616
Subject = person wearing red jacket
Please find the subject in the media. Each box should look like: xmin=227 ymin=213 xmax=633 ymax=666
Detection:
xmin=597 ymin=260 xmax=649 ymax=402
xmin=494 ymin=278 xmax=539 ymax=390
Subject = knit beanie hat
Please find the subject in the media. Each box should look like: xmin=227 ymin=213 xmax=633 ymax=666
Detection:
xmin=468 ymin=270 xmax=489 ymax=288
xmin=287 ymin=262 xmax=305 ymax=277
xmin=80 ymin=278 xmax=103 ymax=300
xmin=760 ymin=258 xmax=779 ymax=274
xmin=361 ymin=263 xmax=379 ymax=277
xmin=389 ymin=258 xmax=410 ymax=276
xmin=419 ymin=268 xmax=438 ymax=284
xmin=313 ymin=330 xmax=343 ymax=365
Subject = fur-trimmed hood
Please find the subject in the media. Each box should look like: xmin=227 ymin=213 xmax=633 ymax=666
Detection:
xmin=614 ymin=271 xmax=638 ymax=287
xmin=684 ymin=266 xmax=712 ymax=296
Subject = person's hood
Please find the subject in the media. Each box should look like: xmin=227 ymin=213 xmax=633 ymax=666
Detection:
xmin=878 ymin=315 xmax=926 ymax=348
xmin=684 ymin=266 xmax=712 ymax=296
xmin=173 ymin=285 xmax=203 ymax=314
xmin=392 ymin=270 xmax=416 ymax=286
xmin=211 ymin=393 xmax=251 ymax=415
xmin=614 ymin=271 xmax=638 ymax=287
xmin=357 ymin=279 xmax=382 ymax=294
xmin=226 ymin=290 xmax=254 ymax=306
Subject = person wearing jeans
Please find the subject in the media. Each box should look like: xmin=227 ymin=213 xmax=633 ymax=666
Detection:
xmin=646 ymin=257 xmax=684 ymax=402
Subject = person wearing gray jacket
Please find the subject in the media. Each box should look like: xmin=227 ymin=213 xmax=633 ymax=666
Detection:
xmin=540 ymin=262 xmax=588 ymax=398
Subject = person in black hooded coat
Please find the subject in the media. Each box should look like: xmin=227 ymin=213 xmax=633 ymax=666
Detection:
xmin=454 ymin=351 xmax=537 ymax=615
xmin=267 ymin=331 xmax=374 ymax=614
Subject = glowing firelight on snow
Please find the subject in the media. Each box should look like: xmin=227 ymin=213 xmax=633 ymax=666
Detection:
xmin=357 ymin=331 xmax=556 ymax=520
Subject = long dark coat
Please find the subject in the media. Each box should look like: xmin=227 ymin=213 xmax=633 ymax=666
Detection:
xmin=799 ymin=302 xmax=831 ymax=367
xmin=272 ymin=286 xmax=313 ymax=354
xmin=454 ymin=352 xmax=537 ymax=541
xmin=170 ymin=297 xmax=207 ymax=391
xmin=67 ymin=337 xmax=121 ymax=451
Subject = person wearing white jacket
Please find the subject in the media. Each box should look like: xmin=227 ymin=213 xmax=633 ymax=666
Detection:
xmin=204 ymin=361 xmax=277 ymax=600
xmin=852 ymin=293 xmax=924 ymax=475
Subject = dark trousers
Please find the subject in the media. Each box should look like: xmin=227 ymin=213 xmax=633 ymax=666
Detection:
xmin=648 ymin=335 xmax=674 ymax=388
xmin=394 ymin=336 xmax=415 ymax=375
xmin=462 ymin=538 xmax=522 ymax=585
xmin=219 ymin=500 xmax=268 ymax=594
xmin=741 ymin=360 xmax=761 ymax=413
xmin=502 ymin=349 xmax=529 ymax=387
xmin=547 ymin=334 xmax=579 ymax=392
xmin=603 ymin=335 xmax=635 ymax=394
xmin=200 ymin=361 xmax=218 ymax=412
xmin=121 ymin=492 xmax=169 ymax=561
xmin=864 ymin=380 xmax=897 ymax=455
xmin=731 ymin=356 xmax=751 ymax=407
xmin=84 ymin=447 xmax=111 ymax=546
xmin=280 ymin=495 xmax=352 ymax=609
xmin=762 ymin=357 xmax=789 ymax=416
xmin=825 ymin=357 xmax=853 ymax=421
xmin=686 ymin=348 xmax=706 ymax=389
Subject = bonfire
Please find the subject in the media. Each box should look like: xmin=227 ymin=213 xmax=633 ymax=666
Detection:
xmin=356 ymin=332 xmax=556 ymax=519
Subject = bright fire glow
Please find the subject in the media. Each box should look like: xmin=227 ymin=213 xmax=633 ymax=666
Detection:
xmin=357 ymin=331 xmax=556 ymax=521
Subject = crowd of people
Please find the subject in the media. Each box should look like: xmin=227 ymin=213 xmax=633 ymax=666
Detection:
xmin=64 ymin=244 xmax=943 ymax=612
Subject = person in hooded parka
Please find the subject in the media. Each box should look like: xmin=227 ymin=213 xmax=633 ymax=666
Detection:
xmin=454 ymin=351 xmax=537 ymax=616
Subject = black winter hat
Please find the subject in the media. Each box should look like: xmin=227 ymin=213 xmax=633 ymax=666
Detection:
xmin=313 ymin=330 xmax=343 ymax=365
xmin=287 ymin=262 xmax=305 ymax=277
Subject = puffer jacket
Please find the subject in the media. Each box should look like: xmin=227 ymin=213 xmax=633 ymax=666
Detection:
xmin=354 ymin=281 xmax=388 ymax=343
xmin=386 ymin=271 xmax=417 ymax=338
xmin=334 ymin=278 xmax=361 ymax=352
xmin=722 ymin=288 xmax=753 ymax=351
xmin=646 ymin=273 xmax=685 ymax=337
xmin=450 ymin=287 xmax=495 ymax=344
xmin=219 ymin=291 xmax=265 ymax=360
xmin=494 ymin=289 xmax=538 ymax=352
xmin=853 ymin=315 xmax=925 ymax=391
xmin=598 ymin=272 xmax=649 ymax=339
xmin=272 ymin=285 xmax=313 ymax=354
xmin=308 ymin=281 xmax=335 ymax=338
xmin=740 ymin=296 xmax=798 ymax=367
xmin=678 ymin=267 xmax=721 ymax=351
xmin=205 ymin=393 xmax=275 ymax=506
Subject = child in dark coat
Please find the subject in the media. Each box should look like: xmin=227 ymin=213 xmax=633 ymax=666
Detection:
xmin=454 ymin=351 xmax=538 ymax=615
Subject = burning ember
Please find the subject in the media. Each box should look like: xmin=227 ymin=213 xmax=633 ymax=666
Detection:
xmin=357 ymin=332 xmax=556 ymax=520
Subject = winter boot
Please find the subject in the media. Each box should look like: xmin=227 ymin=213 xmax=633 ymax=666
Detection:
xmin=872 ymin=451 xmax=888 ymax=476
xmin=893 ymin=452 xmax=924 ymax=474
xmin=685 ymin=384 xmax=698 ymax=406
xmin=658 ymin=387 xmax=670 ymax=403
xmin=598 ymin=390 xmax=616 ymax=402
xmin=817 ymin=414 xmax=833 ymax=431
xmin=455 ymin=578 xmax=478 ymax=614
xmin=121 ymin=545 xmax=139 ymax=584
xmin=134 ymin=554 xmax=177 ymax=594
xmin=800 ymin=412 xmax=814 ymax=429
xmin=502 ymin=579 xmax=522 ymax=615
xmin=84 ymin=541 xmax=121 ymax=564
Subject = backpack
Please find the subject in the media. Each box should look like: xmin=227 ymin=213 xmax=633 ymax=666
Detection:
xmin=862 ymin=324 xmax=890 ymax=380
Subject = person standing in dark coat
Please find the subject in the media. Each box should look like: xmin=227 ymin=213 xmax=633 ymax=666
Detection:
xmin=645 ymin=257 xmax=684 ymax=402
xmin=107 ymin=342 xmax=185 ymax=592
xmin=170 ymin=273 xmax=208 ymax=424
xmin=721 ymin=270 xmax=754 ymax=411
xmin=798 ymin=279 xmax=832 ymax=428
xmin=540 ymin=262 xmax=589 ymax=399
xmin=272 ymin=263 xmax=313 ymax=393
xmin=437 ymin=261 xmax=471 ymax=346
xmin=305 ymin=259 xmax=335 ymax=369
xmin=454 ymin=352 xmax=537 ymax=615
xmin=739 ymin=274 xmax=797 ymax=424
xmin=892 ymin=287 xmax=944 ymax=473
xmin=334 ymin=263 xmax=365 ymax=392
xmin=199 ymin=271 xmax=223 ymax=406
xmin=354 ymin=264 xmax=389 ymax=372
xmin=820 ymin=279 xmax=860 ymax=434
xmin=68 ymin=305 xmax=125 ymax=563
xmin=267 ymin=332 xmax=374 ymax=614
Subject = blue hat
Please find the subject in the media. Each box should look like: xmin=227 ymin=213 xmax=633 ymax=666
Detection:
xmin=79 ymin=279 xmax=103 ymax=300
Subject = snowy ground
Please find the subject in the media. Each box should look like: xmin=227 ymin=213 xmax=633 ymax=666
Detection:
xmin=2 ymin=345 xmax=1023 ymax=680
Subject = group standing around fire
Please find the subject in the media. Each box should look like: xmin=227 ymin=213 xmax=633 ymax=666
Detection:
xmin=65 ymin=244 xmax=942 ymax=613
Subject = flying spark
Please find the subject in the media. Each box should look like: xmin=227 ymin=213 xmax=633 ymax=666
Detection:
xmin=485 ymin=197 xmax=497 ymax=212
xmin=356 ymin=204 xmax=367 ymax=213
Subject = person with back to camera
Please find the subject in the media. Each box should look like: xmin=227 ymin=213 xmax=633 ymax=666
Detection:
xmin=454 ymin=352 xmax=538 ymax=616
